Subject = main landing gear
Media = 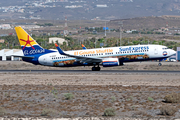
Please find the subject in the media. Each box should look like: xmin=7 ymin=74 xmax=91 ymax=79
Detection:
xmin=92 ymin=64 xmax=101 ymax=71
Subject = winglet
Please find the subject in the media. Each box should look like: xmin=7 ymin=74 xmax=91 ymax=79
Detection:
xmin=55 ymin=43 xmax=66 ymax=55
xmin=81 ymin=44 xmax=85 ymax=47
xmin=55 ymin=43 xmax=58 ymax=47
xmin=81 ymin=44 xmax=86 ymax=50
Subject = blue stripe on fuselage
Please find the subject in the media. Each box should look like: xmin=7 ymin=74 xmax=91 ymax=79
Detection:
xmin=22 ymin=45 xmax=56 ymax=65
xmin=21 ymin=45 xmax=55 ymax=56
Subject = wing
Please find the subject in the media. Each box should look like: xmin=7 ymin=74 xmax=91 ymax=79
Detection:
xmin=55 ymin=43 xmax=102 ymax=63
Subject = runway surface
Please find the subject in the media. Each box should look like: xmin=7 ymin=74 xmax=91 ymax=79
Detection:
xmin=0 ymin=70 xmax=180 ymax=74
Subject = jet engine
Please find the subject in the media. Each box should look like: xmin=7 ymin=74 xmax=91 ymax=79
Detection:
xmin=102 ymin=58 xmax=120 ymax=67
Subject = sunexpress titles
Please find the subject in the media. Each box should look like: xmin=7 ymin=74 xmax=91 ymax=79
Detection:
xmin=119 ymin=46 xmax=149 ymax=52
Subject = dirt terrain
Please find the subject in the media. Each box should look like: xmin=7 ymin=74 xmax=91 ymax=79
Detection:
xmin=0 ymin=61 xmax=180 ymax=119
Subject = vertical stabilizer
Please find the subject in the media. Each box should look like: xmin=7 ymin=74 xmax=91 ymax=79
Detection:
xmin=15 ymin=26 xmax=54 ymax=56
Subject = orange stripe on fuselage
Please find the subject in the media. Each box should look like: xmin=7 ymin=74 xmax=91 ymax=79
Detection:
xmin=103 ymin=61 xmax=118 ymax=63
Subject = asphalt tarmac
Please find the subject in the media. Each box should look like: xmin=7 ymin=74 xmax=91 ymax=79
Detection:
xmin=0 ymin=70 xmax=180 ymax=74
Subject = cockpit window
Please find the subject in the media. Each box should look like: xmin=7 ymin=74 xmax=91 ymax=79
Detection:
xmin=162 ymin=48 xmax=168 ymax=50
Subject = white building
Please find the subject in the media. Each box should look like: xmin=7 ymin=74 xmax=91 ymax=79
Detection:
xmin=96 ymin=4 xmax=108 ymax=8
xmin=65 ymin=5 xmax=83 ymax=8
xmin=0 ymin=24 xmax=11 ymax=29
xmin=19 ymin=25 xmax=41 ymax=29
xmin=0 ymin=49 xmax=23 ymax=61
xmin=49 ymin=37 xmax=68 ymax=46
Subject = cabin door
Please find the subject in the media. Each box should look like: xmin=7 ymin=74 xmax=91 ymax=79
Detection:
xmin=154 ymin=46 xmax=158 ymax=54
xmin=43 ymin=58 xmax=47 ymax=65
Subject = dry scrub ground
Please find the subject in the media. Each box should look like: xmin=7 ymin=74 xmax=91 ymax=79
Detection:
xmin=0 ymin=61 xmax=179 ymax=119
xmin=1 ymin=61 xmax=180 ymax=71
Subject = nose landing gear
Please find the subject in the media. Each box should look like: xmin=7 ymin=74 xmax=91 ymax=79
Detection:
xmin=158 ymin=62 xmax=162 ymax=66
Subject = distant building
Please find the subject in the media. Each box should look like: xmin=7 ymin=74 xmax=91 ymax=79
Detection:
xmin=120 ymin=0 xmax=133 ymax=2
xmin=96 ymin=4 xmax=108 ymax=8
xmin=126 ymin=30 xmax=137 ymax=33
xmin=19 ymin=25 xmax=41 ymax=29
xmin=165 ymin=27 xmax=180 ymax=35
xmin=49 ymin=37 xmax=68 ymax=46
xmin=65 ymin=5 xmax=83 ymax=8
xmin=0 ymin=39 xmax=5 ymax=43
xmin=0 ymin=49 xmax=23 ymax=61
xmin=169 ymin=28 xmax=180 ymax=33
xmin=162 ymin=15 xmax=180 ymax=20
xmin=0 ymin=24 xmax=11 ymax=29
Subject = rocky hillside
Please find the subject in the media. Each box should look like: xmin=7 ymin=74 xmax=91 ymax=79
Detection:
xmin=1 ymin=0 xmax=180 ymax=20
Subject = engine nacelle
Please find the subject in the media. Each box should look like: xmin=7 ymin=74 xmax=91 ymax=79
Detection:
xmin=102 ymin=58 xmax=119 ymax=67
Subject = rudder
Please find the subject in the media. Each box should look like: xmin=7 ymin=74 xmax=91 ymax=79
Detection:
xmin=15 ymin=26 xmax=54 ymax=56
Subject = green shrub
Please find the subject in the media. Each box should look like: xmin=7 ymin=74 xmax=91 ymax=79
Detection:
xmin=64 ymin=93 xmax=74 ymax=100
xmin=41 ymin=108 xmax=59 ymax=116
xmin=110 ymin=96 xmax=116 ymax=103
xmin=103 ymin=108 xmax=116 ymax=116
xmin=160 ymin=105 xmax=177 ymax=116
xmin=148 ymin=97 xmax=154 ymax=102
xmin=0 ymin=107 xmax=6 ymax=116
xmin=164 ymin=93 xmax=180 ymax=103
xmin=50 ymin=87 xmax=58 ymax=98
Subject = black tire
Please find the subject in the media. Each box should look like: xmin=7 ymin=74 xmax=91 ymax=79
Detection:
xmin=97 ymin=67 xmax=101 ymax=71
xmin=92 ymin=67 xmax=96 ymax=71
xmin=92 ymin=67 xmax=101 ymax=71
xmin=158 ymin=63 xmax=162 ymax=66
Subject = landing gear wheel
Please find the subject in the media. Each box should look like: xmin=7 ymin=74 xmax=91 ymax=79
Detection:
xmin=92 ymin=67 xmax=96 ymax=71
xmin=97 ymin=67 xmax=101 ymax=71
xmin=158 ymin=63 xmax=162 ymax=66
xmin=92 ymin=67 xmax=101 ymax=71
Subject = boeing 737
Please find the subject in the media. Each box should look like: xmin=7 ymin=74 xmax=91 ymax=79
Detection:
xmin=15 ymin=26 xmax=176 ymax=71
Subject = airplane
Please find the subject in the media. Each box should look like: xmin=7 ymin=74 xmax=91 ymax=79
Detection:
xmin=15 ymin=26 xmax=176 ymax=71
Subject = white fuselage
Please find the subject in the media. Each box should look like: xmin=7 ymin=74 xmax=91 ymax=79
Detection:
xmin=38 ymin=44 xmax=176 ymax=67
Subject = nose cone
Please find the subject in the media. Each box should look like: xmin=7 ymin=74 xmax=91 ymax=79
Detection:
xmin=171 ymin=49 xmax=176 ymax=55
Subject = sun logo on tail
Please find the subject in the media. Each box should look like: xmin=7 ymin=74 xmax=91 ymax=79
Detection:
xmin=20 ymin=35 xmax=35 ymax=50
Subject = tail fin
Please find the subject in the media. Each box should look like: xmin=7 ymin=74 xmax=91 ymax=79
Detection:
xmin=15 ymin=26 xmax=54 ymax=56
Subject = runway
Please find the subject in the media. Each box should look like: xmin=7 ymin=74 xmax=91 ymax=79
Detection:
xmin=0 ymin=69 xmax=180 ymax=74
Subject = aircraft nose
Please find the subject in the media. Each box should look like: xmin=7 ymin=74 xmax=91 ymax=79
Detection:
xmin=171 ymin=49 xmax=176 ymax=55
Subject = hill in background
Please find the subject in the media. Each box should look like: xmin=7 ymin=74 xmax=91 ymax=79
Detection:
xmin=1 ymin=0 xmax=180 ymax=20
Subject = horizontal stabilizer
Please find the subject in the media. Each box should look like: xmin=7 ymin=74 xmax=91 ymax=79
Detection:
xmin=12 ymin=55 xmax=34 ymax=59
